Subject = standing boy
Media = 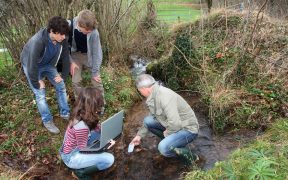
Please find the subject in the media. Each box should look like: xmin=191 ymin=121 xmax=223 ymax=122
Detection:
xmin=21 ymin=16 xmax=70 ymax=134
xmin=69 ymin=9 xmax=104 ymax=108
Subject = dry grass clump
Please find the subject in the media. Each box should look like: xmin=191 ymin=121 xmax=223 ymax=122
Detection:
xmin=0 ymin=163 xmax=21 ymax=179
xmin=210 ymin=84 xmax=242 ymax=112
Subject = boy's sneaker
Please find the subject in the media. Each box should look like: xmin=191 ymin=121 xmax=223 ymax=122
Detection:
xmin=60 ymin=113 xmax=70 ymax=120
xmin=43 ymin=120 xmax=60 ymax=134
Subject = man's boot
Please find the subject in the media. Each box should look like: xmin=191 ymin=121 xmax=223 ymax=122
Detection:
xmin=171 ymin=147 xmax=199 ymax=165
xmin=73 ymin=165 xmax=99 ymax=180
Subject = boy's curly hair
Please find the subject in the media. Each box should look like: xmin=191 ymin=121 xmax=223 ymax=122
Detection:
xmin=47 ymin=16 xmax=69 ymax=35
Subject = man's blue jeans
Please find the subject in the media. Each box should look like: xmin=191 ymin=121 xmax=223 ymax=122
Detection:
xmin=23 ymin=65 xmax=70 ymax=123
xmin=144 ymin=115 xmax=198 ymax=157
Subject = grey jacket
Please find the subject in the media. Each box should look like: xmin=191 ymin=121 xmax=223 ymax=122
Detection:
xmin=137 ymin=83 xmax=199 ymax=138
xmin=69 ymin=17 xmax=103 ymax=77
xmin=20 ymin=28 xmax=70 ymax=89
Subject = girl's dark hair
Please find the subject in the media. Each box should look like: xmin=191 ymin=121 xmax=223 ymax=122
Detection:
xmin=47 ymin=16 xmax=69 ymax=35
xmin=70 ymin=87 xmax=104 ymax=130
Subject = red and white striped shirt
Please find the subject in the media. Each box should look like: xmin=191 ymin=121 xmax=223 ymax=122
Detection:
xmin=62 ymin=121 xmax=90 ymax=154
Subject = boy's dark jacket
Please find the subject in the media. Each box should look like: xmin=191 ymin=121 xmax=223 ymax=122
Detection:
xmin=20 ymin=28 xmax=70 ymax=89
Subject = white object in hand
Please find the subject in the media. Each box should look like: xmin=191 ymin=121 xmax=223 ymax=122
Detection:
xmin=128 ymin=143 xmax=135 ymax=153
xmin=107 ymin=139 xmax=116 ymax=149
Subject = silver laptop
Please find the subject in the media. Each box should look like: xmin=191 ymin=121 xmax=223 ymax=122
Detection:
xmin=80 ymin=110 xmax=124 ymax=153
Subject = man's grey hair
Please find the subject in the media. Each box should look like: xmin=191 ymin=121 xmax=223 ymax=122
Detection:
xmin=136 ymin=74 xmax=156 ymax=88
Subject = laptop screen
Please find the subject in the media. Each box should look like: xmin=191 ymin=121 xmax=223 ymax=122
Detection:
xmin=99 ymin=110 xmax=124 ymax=148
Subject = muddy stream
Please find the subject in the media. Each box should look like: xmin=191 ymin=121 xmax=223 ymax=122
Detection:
xmin=48 ymin=92 xmax=258 ymax=180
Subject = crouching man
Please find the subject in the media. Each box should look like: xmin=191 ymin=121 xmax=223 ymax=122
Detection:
xmin=130 ymin=74 xmax=199 ymax=165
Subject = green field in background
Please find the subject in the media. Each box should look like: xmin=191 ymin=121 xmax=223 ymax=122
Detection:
xmin=154 ymin=1 xmax=201 ymax=23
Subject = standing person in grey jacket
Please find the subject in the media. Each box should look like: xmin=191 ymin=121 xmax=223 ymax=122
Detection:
xmin=68 ymin=10 xmax=105 ymax=110
xmin=130 ymin=74 xmax=200 ymax=165
xmin=20 ymin=16 xmax=70 ymax=134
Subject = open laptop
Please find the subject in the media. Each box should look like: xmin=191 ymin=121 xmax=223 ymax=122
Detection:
xmin=80 ymin=110 xmax=124 ymax=153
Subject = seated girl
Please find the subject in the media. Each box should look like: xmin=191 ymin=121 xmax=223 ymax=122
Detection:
xmin=60 ymin=87 xmax=114 ymax=179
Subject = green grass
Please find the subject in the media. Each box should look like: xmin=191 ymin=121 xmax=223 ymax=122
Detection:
xmin=132 ymin=0 xmax=201 ymax=25
xmin=156 ymin=4 xmax=201 ymax=23
xmin=0 ymin=50 xmax=13 ymax=68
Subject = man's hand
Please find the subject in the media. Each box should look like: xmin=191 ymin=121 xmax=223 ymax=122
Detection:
xmin=39 ymin=80 xmax=45 ymax=89
xmin=107 ymin=139 xmax=116 ymax=149
xmin=70 ymin=62 xmax=79 ymax=76
xmin=93 ymin=75 xmax=102 ymax=83
xmin=130 ymin=135 xmax=141 ymax=146
xmin=54 ymin=74 xmax=63 ymax=83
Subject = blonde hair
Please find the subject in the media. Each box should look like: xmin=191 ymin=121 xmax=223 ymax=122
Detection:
xmin=77 ymin=9 xmax=97 ymax=30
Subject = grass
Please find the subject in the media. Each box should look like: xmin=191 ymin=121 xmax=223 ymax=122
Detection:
xmin=154 ymin=0 xmax=201 ymax=23
xmin=185 ymin=118 xmax=288 ymax=179
xmin=0 ymin=51 xmax=13 ymax=68
xmin=0 ymin=38 xmax=13 ymax=68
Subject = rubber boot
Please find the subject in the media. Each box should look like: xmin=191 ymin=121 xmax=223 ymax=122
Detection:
xmin=73 ymin=165 xmax=99 ymax=180
xmin=171 ymin=147 xmax=198 ymax=165
xmin=150 ymin=129 xmax=165 ymax=139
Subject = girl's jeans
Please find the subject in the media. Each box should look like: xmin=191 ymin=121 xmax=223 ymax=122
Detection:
xmin=144 ymin=115 xmax=198 ymax=157
xmin=60 ymin=130 xmax=114 ymax=170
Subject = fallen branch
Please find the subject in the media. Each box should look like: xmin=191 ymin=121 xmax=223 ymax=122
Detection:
xmin=169 ymin=42 xmax=202 ymax=72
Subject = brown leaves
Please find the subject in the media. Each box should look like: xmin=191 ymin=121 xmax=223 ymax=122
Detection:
xmin=0 ymin=133 xmax=8 ymax=139
xmin=216 ymin=52 xmax=224 ymax=59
